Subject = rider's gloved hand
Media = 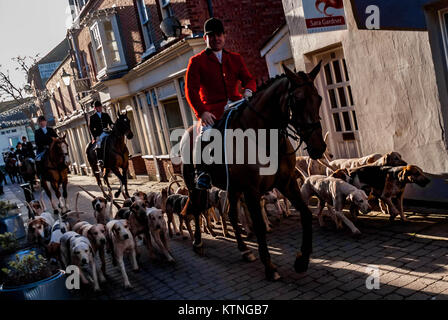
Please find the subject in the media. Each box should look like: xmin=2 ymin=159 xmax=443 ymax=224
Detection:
xmin=200 ymin=111 xmax=216 ymax=127
xmin=243 ymin=89 xmax=253 ymax=100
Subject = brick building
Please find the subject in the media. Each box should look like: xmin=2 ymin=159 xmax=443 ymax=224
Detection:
xmin=55 ymin=0 xmax=285 ymax=180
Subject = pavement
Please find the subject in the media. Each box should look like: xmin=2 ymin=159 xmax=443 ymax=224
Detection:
xmin=2 ymin=174 xmax=448 ymax=300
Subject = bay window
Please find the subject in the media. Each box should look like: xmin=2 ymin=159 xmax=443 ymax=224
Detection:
xmin=89 ymin=15 xmax=127 ymax=79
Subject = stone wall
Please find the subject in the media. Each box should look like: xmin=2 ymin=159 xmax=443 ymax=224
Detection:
xmin=282 ymin=0 xmax=448 ymax=173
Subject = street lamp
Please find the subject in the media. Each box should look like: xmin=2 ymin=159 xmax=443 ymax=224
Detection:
xmin=61 ymin=68 xmax=72 ymax=87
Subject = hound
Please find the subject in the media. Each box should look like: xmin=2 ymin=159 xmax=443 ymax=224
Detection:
xmin=328 ymin=152 xmax=407 ymax=174
xmin=297 ymin=168 xmax=371 ymax=235
xmin=116 ymin=199 xmax=154 ymax=260
xmin=73 ymin=221 xmax=107 ymax=278
xmin=105 ymin=219 xmax=139 ymax=288
xmin=146 ymin=188 xmax=168 ymax=210
xmin=296 ymin=132 xmax=336 ymax=179
xmin=46 ymin=218 xmax=70 ymax=261
xmin=146 ymin=207 xmax=175 ymax=262
xmin=165 ymin=194 xmax=195 ymax=240
xmin=91 ymin=196 xmax=112 ymax=225
xmin=207 ymin=188 xmax=230 ymax=237
xmin=348 ymin=165 xmax=430 ymax=221
xmin=27 ymin=212 xmax=55 ymax=245
xmin=60 ymin=231 xmax=101 ymax=291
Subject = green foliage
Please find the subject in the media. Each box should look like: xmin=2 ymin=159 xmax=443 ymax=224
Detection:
xmin=0 ymin=232 xmax=18 ymax=251
xmin=1 ymin=251 xmax=54 ymax=287
xmin=0 ymin=201 xmax=18 ymax=218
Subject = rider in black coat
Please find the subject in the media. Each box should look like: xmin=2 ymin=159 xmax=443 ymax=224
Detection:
xmin=89 ymin=100 xmax=113 ymax=166
xmin=21 ymin=136 xmax=35 ymax=159
xmin=35 ymin=116 xmax=58 ymax=177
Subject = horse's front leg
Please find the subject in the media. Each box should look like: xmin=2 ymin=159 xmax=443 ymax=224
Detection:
xmin=244 ymin=192 xmax=280 ymax=280
xmin=50 ymin=179 xmax=62 ymax=213
xmin=278 ymin=179 xmax=313 ymax=274
xmin=121 ymin=165 xmax=130 ymax=199
xmin=111 ymin=167 xmax=126 ymax=199
xmin=103 ymin=168 xmax=113 ymax=194
xmin=61 ymin=172 xmax=69 ymax=213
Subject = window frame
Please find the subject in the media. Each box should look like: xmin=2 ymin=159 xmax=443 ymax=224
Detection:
xmin=439 ymin=8 xmax=448 ymax=70
xmin=88 ymin=15 xmax=128 ymax=80
xmin=136 ymin=0 xmax=156 ymax=58
xmin=159 ymin=0 xmax=174 ymax=19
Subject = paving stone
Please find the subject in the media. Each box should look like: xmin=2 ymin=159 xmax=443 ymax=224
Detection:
xmin=5 ymin=179 xmax=448 ymax=301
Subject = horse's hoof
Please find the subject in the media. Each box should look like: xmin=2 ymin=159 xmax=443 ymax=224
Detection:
xmin=114 ymin=191 xmax=121 ymax=198
xmin=266 ymin=270 xmax=281 ymax=281
xmin=242 ymin=251 xmax=257 ymax=262
xmin=294 ymin=252 xmax=310 ymax=273
xmin=352 ymin=230 xmax=362 ymax=239
xmin=193 ymin=244 xmax=204 ymax=256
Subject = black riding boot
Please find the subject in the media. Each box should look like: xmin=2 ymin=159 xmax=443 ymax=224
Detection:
xmin=96 ymin=148 xmax=104 ymax=167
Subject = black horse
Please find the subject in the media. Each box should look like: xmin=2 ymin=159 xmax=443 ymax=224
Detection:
xmin=86 ymin=112 xmax=134 ymax=199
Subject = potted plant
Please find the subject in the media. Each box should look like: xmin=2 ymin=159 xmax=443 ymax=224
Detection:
xmin=0 ymin=250 xmax=71 ymax=300
xmin=0 ymin=232 xmax=19 ymax=256
xmin=0 ymin=201 xmax=26 ymax=240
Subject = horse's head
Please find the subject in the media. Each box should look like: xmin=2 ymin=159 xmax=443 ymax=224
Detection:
xmin=115 ymin=112 xmax=134 ymax=140
xmin=283 ymin=62 xmax=326 ymax=160
xmin=51 ymin=134 xmax=71 ymax=167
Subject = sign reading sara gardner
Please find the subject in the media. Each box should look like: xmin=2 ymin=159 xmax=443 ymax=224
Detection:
xmin=303 ymin=0 xmax=347 ymax=33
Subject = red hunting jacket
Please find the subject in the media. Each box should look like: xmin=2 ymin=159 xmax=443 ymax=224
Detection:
xmin=185 ymin=48 xmax=257 ymax=121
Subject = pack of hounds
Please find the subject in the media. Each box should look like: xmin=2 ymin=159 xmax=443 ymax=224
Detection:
xmin=24 ymin=132 xmax=430 ymax=291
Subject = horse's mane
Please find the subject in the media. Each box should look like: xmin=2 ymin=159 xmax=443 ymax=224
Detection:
xmin=250 ymin=71 xmax=307 ymax=101
xmin=255 ymin=74 xmax=286 ymax=93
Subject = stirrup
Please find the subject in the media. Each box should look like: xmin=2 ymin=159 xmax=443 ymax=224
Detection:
xmin=195 ymin=172 xmax=211 ymax=190
xmin=97 ymin=160 xmax=104 ymax=167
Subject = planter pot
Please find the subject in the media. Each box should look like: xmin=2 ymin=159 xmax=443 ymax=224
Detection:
xmin=0 ymin=270 xmax=71 ymax=300
xmin=0 ymin=213 xmax=26 ymax=239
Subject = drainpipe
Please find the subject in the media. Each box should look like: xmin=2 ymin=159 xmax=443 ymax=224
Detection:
xmin=206 ymin=0 xmax=213 ymax=17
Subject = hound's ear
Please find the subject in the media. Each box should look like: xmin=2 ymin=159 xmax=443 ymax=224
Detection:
xmin=346 ymin=193 xmax=355 ymax=202
xmin=308 ymin=60 xmax=322 ymax=81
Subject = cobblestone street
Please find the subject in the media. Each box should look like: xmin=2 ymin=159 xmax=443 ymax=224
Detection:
xmin=3 ymin=174 xmax=448 ymax=300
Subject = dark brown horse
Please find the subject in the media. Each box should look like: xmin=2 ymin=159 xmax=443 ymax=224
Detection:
xmin=4 ymin=155 xmax=22 ymax=184
xmin=180 ymin=63 xmax=326 ymax=280
xmin=41 ymin=135 xmax=70 ymax=214
xmin=86 ymin=112 xmax=134 ymax=199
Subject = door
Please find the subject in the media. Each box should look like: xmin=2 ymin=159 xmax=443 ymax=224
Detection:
xmin=314 ymin=48 xmax=362 ymax=159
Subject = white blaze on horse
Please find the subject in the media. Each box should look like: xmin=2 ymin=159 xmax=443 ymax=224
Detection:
xmin=40 ymin=134 xmax=71 ymax=214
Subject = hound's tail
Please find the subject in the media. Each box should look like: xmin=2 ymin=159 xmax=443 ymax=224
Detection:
xmin=295 ymin=166 xmax=308 ymax=181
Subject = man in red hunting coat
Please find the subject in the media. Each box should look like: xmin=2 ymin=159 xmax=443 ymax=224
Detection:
xmin=185 ymin=17 xmax=256 ymax=189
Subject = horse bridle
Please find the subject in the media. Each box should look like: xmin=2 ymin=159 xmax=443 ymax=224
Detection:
xmin=247 ymin=79 xmax=322 ymax=155
xmin=47 ymin=139 xmax=70 ymax=170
